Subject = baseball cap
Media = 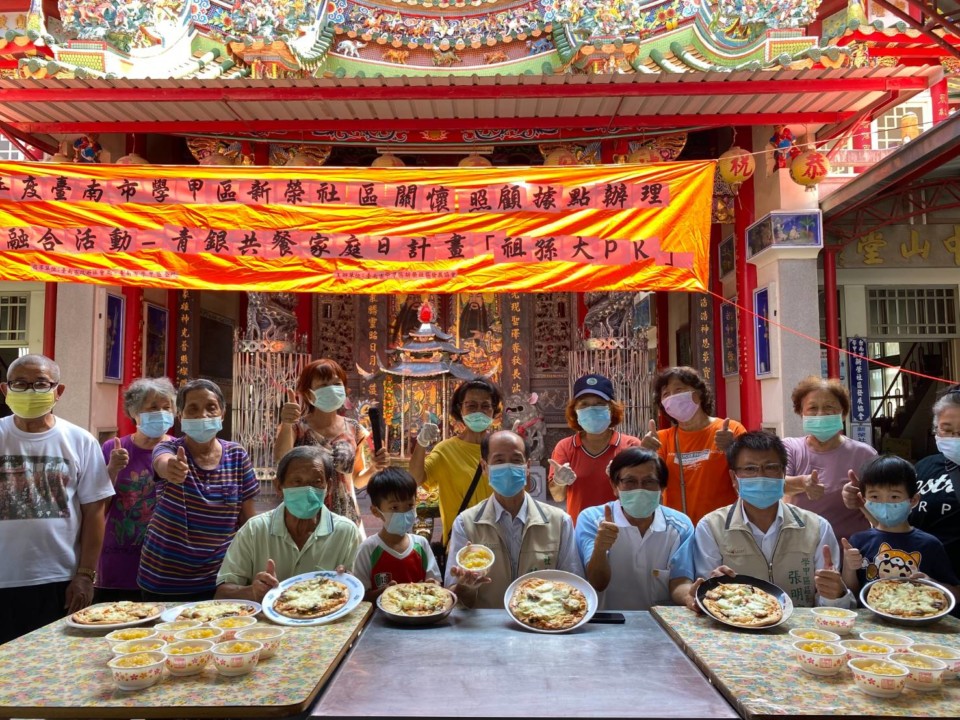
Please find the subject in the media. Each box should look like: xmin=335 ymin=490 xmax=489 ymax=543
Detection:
xmin=573 ymin=374 xmax=615 ymax=401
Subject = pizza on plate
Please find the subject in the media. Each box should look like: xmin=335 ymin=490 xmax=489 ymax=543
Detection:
xmin=273 ymin=576 xmax=351 ymax=619
xmin=702 ymin=583 xmax=783 ymax=627
xmin=379 ymin=583 xmax=455 ymax=616
xmin=176 ymin=600 xmax=258 ymax=623
xmin=71 ymin=601 xmax=163 ymax=625
xmin=866 ymin=580 xmax=950 ymax=618
xmin=508 ymin=578 xmax=588 ymax=631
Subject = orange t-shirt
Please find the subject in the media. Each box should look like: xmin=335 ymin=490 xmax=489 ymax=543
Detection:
xmin=658 ymin=418 xmax=746 ymax=525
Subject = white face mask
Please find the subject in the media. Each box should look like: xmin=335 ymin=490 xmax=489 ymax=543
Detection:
xmin=937 ymin=436 xmax=960 ymax=465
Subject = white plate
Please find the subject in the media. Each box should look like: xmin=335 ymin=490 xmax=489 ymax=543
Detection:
xmin=64 ymin=602 xmax=165 ymax=631
xmin=860 ymin=577 xmax=956 ymax=626
xmin=503 ymin=570 xmax=598 ymax=634
xmin=261 ymin=570 xmax=365 ymax=627
xmin=159 ymin=599 xmax=262 ymax=624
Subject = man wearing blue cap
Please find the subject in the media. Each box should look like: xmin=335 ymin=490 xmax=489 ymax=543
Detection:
xmin=548 ymin=373 xmax=642 ymax=525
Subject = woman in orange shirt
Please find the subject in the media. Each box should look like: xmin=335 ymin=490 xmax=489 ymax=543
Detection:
xmin=641 ymin=367 xmax=745 ymax=525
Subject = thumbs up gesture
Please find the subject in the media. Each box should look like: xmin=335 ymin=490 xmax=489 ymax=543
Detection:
xmin=252 ymin=558 xmax=280 ymax=602
xmin=280 ymin=389 xmax=302 ymax=426
xmin=814 ymin=543 xmax=847 ymax=600
xmin=841 ymin=537 xmax=863 ymax=572
xmin=804 ymin=469 xmax=826 ymax=500
xmin=416 ymin=422 xmax=442 ymax=448
xmin=548 ymin=459 xmax=577 ymax=487
xmin=107 ymin=445 xmax=130 ymax=475
xmin=841 ymin=470 xmax=878 ymax=526
xmin=166 ymin=446 xmax=190 ymax=485
xmin=640 ymin=419 xmax=661 ymax=451
xmin=595 ymin=504 xmax=620 ymax=552
xmin=714 ymin=418 xmax=735 ymax=451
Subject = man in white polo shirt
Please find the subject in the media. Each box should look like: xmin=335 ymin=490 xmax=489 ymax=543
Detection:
xmin=575 ymin=447 xmax=694 ymax=610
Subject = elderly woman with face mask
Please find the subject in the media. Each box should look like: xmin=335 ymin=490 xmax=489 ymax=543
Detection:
xmin=97 ymin=377 xmax=177 ymax=603
xmin=782 ymin=376 xmax=877 ymax=543
xmin=138 ymin=379 xmax=259 ymax=602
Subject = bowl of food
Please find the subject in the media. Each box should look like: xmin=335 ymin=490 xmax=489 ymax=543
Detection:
xmin=859 ymin=631 xmax=914 ymax=654
xmin=376 ymin=583 xmax=457 ymax=626
xmin=788 ymin=628 xmax=841 ymax=644
xmin=848 ymin=658 xmax=908 ymax=698
xmin=456 ymin=544 xmax=495 ymax=578
xmin=791 ymin=640 xmax=846 ymax=676
xmin=105 ymin=627 xmax=159 ymax=645
xmin=860 ymin=578 xmax=955 ymax=626
xmin=896 ymin=652 xmax=948 ymax=691
xmin=209 ymin=615 xmax=258 ymax=640
xmin=174 ymin=626 xmax=225 ymax=643
xmin=839 ymin=639 xmax=893 ymax=661
xmin=154 ymin=620 xmax=202 ymax=642
xmin=111 ymin=639 xmax=167 ymax=656
xmin=210 ymin=640 xmax=262 ymax=677
xmin=811 ymin=607 xmax=857 ymax=634
xmin=235 ymin=626 xmax=286 ymax=659
xmin=161 ymin=640 xmax=214 ymax=677
xmin=910 ymin=644 xmax=960 ymax=679
xmin=107 ymin=652 xmax=165 ymax=691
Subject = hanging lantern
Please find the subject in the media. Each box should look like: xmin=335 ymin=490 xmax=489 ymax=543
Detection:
xmin=458 ymin=153 xmax=492 ymax=167
xmin=115 ymin=151 xmax=149 ymax=165
xmin=789 ymin=149 xmax=831 ymax=191
xmin=46 ymin=141 xmax=72 ymax=163
xmin=718 ymin=146 xmax=755 ymax=187
xmin=371 ymin=152 xmax=405 ymax=167
xmin=543 ymin=147 xmax=578 ymax=166
xmin=626 ymin=146 xmax=661 ymax=164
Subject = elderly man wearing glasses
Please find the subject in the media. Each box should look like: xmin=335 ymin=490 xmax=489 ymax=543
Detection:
xmin=0 ymin=354 xmax=114 ymax=644
xmin=675 ymin=431 xmax=854 ymax=610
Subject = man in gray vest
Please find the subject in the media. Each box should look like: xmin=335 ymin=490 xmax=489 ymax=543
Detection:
xmin=445 ymin=429 xmax=583 ymax=608
xmin=678 ymin=431 xmax=854 ymax=609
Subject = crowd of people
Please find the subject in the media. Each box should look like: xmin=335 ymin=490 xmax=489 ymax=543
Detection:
xmin=2 ymin=352 xmax=959 ymax=644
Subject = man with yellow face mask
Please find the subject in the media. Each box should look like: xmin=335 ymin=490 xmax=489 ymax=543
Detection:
xmin=0 ymin=354 xmax=114 ymax=644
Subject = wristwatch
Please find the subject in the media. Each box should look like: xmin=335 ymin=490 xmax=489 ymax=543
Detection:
xmin=76 ymin=567 xmax=97 ymax=583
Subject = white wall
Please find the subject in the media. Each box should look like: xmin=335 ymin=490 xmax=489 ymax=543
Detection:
xmin=0 ymin=281 xmax=46 ymax=354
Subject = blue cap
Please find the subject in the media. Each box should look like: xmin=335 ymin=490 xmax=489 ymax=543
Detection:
xmin=573 ymin=374 xmax=615 ymax=402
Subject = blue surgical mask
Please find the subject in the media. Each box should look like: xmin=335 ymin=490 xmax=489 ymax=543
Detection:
xmin=577 ymin=405 xmax=611 ymax=435
xmin=936 ymin=436 xmax=960 ymax=465
xmin=802 ymin=414 xmax=844 ymax=442
xmin=180 ymin=416 xmax=222 ymax=443
xmin=488 ymin=463 xmax=527 ymax=498
xmin=283 ymin=486 xmax=326 ymax=520
xmin=311 ymin=384 xmax=346 ymax=412
xmin=737 ymin=477 xmax=785 ymax=509
xmin=385 ymin=509 xmax=417 ymax=535
xmin=865 ymin=500 xmax=912 ymax=528
xmin=619 ymin=489 xmax=660 ymax=519
xmin=138 ymin=410 xmax=173 ymax=439
xmin=463 ymin=412 xmax=493 ymax=433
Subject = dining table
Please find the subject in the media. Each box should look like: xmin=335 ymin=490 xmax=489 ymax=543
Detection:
xmin=310 ymin=608 xmax=740 ymax=719
xmin=0 ymin=602 xmax=373 ymax=719
xmin=651 ymin=605 xmax=960 ymax=720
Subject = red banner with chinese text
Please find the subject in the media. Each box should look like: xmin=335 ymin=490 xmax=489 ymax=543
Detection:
xmin=0 ymin=161 xmax=715 ymax=294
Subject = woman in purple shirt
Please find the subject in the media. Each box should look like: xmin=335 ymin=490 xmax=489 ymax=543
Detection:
xmin=96 ymin=377 xmax=177 ymax=603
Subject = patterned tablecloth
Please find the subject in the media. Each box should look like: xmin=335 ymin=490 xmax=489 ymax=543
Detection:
xmin=0 ymin=603 xmax=373 ymax=719
xmin=652 ymin=606 xmax=960 ymax=720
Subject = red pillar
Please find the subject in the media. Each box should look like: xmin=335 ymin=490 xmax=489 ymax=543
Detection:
xmin=710 ymin=225 xmax=726 ymax=418
xmin=932 ymin=77 xmax=950 ymax=126
xmin=296 ymin=294 xmax=313 ymax=352
xmin=823 ymin=247 xmax=841 ymax=379
xmin=734 ymin=128 xmax=762 ymax=430
xmin=117 ymin=287 xmax=143 ymax=435
xmin=43 ymin=283 xmax=57 ymax=359
xmin=166 ymin=290 xmax=178 ymax=380
xmin=655 ymin=292 xmax=670 ymax=370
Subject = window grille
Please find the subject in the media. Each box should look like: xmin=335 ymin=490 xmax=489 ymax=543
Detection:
xmin=867 ymin=287 xmax=957 ymax=339
xmin=0 ymin=295 xmax=28 ymax=344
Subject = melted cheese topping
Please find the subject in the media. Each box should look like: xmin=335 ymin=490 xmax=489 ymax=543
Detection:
xmin=706 ymin=585 xmax=778 ymax=623
xmin=280 ymin=578 xmax=346 ymax=611
xmin=868 ymin=581 xmax=947 ymax=617
xmin=76 ymin=601 xmax=159 ymax=624
xmin=514 ymin=581 xmax=584 ymax=621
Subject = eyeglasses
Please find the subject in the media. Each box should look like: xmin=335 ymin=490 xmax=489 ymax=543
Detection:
xmin=616 ymin=478 xmax=662 ymax=491
xmin=734 ymin=463 xmax=785 ymax=478
xmin=7 ymin=380 xmax=57 ymax=393
xmin=937 ymin=430 xmax=960 ymax=439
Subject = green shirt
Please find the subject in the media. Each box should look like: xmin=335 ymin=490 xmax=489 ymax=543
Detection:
xmin=217 ymin=505 xmax=362 ymax=587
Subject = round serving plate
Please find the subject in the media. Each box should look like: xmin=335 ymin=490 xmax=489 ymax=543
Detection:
xmin=503 ymin=570 xmax=598 ymax=634
xmin=696 ymin=574 xmax=794 ymax=631
xmin=262 ymin=570 xmax=364 ymax=627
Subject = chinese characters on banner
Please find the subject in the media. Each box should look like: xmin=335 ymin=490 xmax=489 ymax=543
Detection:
xmin=0 ymin=161 xmax=715 ymax=294
xmin=847 ymin=337 xmax=869 ymax=422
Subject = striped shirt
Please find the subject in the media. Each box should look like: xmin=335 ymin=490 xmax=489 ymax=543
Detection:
xmin=137 ymin=438 xmax=259 ymax=595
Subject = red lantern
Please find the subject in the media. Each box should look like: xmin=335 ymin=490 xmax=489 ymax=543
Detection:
xmin=789 ymin=149 xmax=831 ymax=190
xmin=718 ymin=146 xmax=755 ymax=187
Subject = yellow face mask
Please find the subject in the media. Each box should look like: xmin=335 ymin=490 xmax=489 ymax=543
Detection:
xmin=4 ymin=389 xmax=58 ymax=419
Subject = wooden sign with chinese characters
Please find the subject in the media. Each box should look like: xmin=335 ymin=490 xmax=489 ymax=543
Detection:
xmin=0 ymin=161 xmax=714 ymax=294
xmin=839 ymin=224 xmax=960 ymax=269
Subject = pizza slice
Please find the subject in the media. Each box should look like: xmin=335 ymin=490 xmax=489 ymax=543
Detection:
xmin=273 ymin=577 xmax=350 ymax=619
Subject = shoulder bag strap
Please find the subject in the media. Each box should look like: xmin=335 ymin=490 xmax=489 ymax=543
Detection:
xmin=457 ymin=462 xmax=485 ymax=517
xmin=674 ymin=429 xmax=687 ymax=516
